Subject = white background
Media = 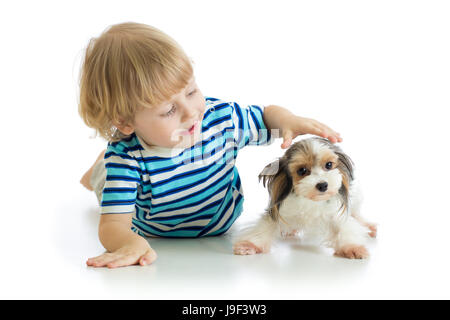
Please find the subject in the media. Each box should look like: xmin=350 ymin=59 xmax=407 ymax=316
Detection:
xmin=1 ymin=0 xmax=449 ymax=299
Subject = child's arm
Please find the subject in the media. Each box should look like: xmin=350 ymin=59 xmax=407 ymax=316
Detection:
xmin=86 ymin=214 xmax=157 ymax=268
xmin=263 ymin=104 xmax=343 ymax=149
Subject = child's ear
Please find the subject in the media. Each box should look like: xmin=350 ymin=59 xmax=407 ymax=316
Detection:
xmin=114 ymin=120 xmax=135 ymax=135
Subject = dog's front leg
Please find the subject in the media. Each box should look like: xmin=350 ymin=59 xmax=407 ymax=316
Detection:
xmin=328 ymin=216 xmax=370 ymax=259
xmin=233 ymin=214 xmax=279 ymax=255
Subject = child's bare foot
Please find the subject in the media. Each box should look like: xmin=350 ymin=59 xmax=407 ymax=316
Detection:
xmin=80 ymin=150 xmax=106 ymax=191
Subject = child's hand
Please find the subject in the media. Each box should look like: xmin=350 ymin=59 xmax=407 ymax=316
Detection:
xmin=280 ymin=115 xmax=343 ymax=149
xmin=86 ymin=237 xmax=157 ymax=269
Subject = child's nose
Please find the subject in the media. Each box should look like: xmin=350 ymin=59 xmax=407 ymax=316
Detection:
xmin=181 ymin=106 xmax=197 ymax=122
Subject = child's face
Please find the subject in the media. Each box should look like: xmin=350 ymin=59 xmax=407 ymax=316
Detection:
xmin=129 ymin=76 xmax=206 ymax=149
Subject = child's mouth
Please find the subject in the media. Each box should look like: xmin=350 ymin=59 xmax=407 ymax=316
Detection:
xmin=182 ymin=121 xmax=199 ymax=135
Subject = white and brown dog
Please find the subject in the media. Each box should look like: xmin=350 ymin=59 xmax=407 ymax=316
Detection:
xmin=233 ymin=137 xmax=377 ymax=259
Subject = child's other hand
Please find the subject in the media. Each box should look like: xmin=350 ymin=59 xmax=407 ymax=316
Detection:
xmin=86 ymin=239 xmax=157 ymax=269
xmin=281 ymin=116 xmax=343 ymax=149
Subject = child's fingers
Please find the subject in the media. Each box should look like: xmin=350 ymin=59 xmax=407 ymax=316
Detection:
xmin=87 ymin=253 xmax=120 ymax=267
xmin=327 ymin=130 xmax=342 ymax=143
xmin=309 ymin=124 xmax=328 ymax=137
xmin=86 ymin=253 xmax=109 ymax=266
xmin=322 ymin=125 xmax=342 ymax=140
xmin=281 ymin=130 xmax=293 ymax=149
xmin=87 ymin=252 xmax=121 ymax=267
xmin=311 ymin=125 xmax=330 ymax=139
xmin=314 ymin=124 xmax=342 ymax=143
xmin=106 ymin=254 xmax=141 ymax=269
xmin=87 ymin=250 xmax=155 ymax=268
xmin=328 ymin=136 xmax=337 ymax=143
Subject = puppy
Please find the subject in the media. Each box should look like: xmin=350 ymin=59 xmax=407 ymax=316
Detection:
xmin=233 ymin=137 xmax=377 ymax=259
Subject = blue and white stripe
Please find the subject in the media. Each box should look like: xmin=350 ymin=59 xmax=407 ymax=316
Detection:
xmin=100 ymin=97 xmax=273 ymax=237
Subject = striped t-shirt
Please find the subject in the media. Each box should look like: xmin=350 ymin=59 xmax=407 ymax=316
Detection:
xmin=100 ymin=97 xmax=274 ymax=237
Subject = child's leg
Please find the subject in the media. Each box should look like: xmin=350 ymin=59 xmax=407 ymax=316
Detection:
xmin=80 ymin=150 xmax=106 ymax=193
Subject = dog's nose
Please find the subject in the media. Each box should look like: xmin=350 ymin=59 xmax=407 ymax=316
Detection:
xmin=316 ymin=182 xmax=328 ymax=192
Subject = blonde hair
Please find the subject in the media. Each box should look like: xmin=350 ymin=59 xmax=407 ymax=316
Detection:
xmin=79 ymin=22 xmax=193 ymax=141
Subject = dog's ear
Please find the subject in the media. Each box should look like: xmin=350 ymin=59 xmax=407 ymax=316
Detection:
xmin=332 ymin=148 xmax=354 ymax=215
xmin=258 ymin=157 xmax=292 ymax=221
xmin=335 ymin=150 xmax=354 ymax=182
xmin=335 ymin=150 xmax=354 ymax=214
xmin=258 ymin=158 xmax=281 ymax=188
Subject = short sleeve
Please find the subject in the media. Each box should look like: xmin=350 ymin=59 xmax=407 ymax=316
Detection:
xmin=100 ymin=145 xmax=141 ymax=215
xmin=231 ymin=102 xmax=274 ymax=150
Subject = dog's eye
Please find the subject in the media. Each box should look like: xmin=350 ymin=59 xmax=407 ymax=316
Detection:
xmin=297 ymin=167 xmax=308 ymax=176
xmin=325 ymin=162 xmax=333 ymax=170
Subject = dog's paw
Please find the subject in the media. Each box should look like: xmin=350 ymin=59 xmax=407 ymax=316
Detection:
xmin=281 ymin=229 xmax=299 ymax=239
xmin=367 ymin=223 xmax=377 ymax=238
xmin=233 ymin=241 xmax=264 ymax=255
xmin=334 ymin=245 xmax=369 ymax=259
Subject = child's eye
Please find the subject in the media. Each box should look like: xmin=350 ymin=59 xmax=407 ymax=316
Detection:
xmin=188 ymin=89 xmax=197 ymax=96
xmin=165 ymin=105 xmax=176 ymax=117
